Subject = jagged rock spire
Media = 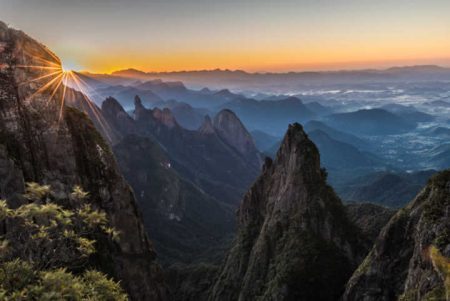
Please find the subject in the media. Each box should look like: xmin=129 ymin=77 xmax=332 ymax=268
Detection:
xmin=210 ymin=122 xmax=367 ymax=301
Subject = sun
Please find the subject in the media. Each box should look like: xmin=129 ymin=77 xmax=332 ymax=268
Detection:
xmin=16 ymin=54 xmax=111 ymax=136
xmin=61 ymin=60 xmax=81 ymax=73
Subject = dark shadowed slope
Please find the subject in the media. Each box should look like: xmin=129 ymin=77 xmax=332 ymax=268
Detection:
xmin=345 ymin=203 xmax=396 ymax=242
xmin=113 ymin=135 xmax=235 ymax=265
xmin=0 ymin=21 xmax=168 ymax=300
xmin=344 ymin=170 xmax=450 ymax=301
xmin=210 ymin=123 xmax=368 ymax=301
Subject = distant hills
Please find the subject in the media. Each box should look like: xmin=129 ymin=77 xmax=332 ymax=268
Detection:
xmin=107 ymin=65 xmax=450 ymax=91
xmin=324 ymin=108 xmax=416 ymax=135
xmin=221 ymin=96 xmax=317 ymax=136
xmin=336 ymin=170 xmax=436 ymax=207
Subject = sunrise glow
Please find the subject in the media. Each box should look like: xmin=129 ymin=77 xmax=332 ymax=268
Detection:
xmin=1 ymin=0 xmax=449 ymax=73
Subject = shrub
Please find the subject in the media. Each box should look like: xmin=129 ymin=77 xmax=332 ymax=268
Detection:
xmin=0 ymin=183 xmax=127 ymax=300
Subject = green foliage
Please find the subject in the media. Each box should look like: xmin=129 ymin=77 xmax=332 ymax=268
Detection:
xmin=0 ymin=183 xmax=127 ymax=300
xmin=0 ymin=259 xmax=128 ymax=300
xmin=23 ymin=182 xmax=51 ymax=201
xmin=70 ymin=185 xmax=89 ymax=201
xmin=422 ymin=286 xmax=446 ymax=301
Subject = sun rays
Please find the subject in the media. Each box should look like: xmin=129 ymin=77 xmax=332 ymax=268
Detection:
xmin=16 ymin=50 xmax=113 ymax=141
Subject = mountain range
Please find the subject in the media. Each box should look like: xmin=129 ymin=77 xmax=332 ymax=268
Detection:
xmin=1 ymin=21 xmax=449 ymax=301
xmin=108 ymin=65 xmax=450 ymax=91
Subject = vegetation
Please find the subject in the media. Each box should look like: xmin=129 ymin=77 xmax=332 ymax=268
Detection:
xmin=429 ymin=245 xmax=450 ymax=301
xmin=0 ymin=183 xmax=127 ymax=300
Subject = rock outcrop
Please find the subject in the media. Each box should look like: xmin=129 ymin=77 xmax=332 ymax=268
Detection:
xmin=213 ymin=109 xmax=262 ymax=168
xmin=343 ymin=170 xmax=450 ymax=301
xmin=0 ymin=21 xmax=168 ymax=300
xmin=210 ymin=123 xmax=368 ymax=301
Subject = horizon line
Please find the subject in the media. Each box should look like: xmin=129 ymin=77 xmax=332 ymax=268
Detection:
xmin=81 ymin=63 xmax=450 ymax=76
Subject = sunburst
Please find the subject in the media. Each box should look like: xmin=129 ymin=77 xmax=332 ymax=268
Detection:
xmin=16 ymin=49 xmax=113 ymax=141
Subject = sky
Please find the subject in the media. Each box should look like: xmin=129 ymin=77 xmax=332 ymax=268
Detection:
xmin=1 ymin=0 xmax=449 ymax=73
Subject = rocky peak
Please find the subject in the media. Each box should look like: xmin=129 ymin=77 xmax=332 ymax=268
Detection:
xmin=198 ymin=115 xmax=215 ymax=135
xmin=102 ymin=96 xmax=128 ymax=116
xmin=101 ymin=97 xmax=135 ymax=138
xmin=152 ymin=107 xmax=178 ymax=129
xmin=134 ymin=94 xmax=145 ymax=110
xmin=273 ymin=123 xmax=321 ymax=179
xmin=343 ymin=170 xmax=450 ymax=301
xmin=133 ymin=94 xmax=148 ymax=121
xmin=213 ymin=109 xmax=261 ymax=167
xmin=210 ymin=122 xmax=367 ymax=301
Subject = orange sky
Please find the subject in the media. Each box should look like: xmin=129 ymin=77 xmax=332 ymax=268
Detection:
xmin=1 ymin=0 xmax=449 ymax=73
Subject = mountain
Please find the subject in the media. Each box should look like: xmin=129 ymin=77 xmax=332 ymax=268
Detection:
xmin=344 ymin=170 xmax=450 ymax=300
xmin=98 ymin=85 xmax=163 ymax=109
xmin=250 ymin=130 xmax=281 ymax=153
xmin=266 ymin=128 xmax=381 ymax=172
xmin=153 ymin=99 xmax=209 ymax=130
xmin=113 ymin=135 xmax=234 ymax=265
xmin=385 ymin=64 xmax=450 ymax=77
xmin=304 ymin=101 xmax=334 ymax=116
xmin=101 ymin=97 xmax=260 ymax=205
xmin=109 ymin=65 xmax=450 ymax=92
xmin=424 ymin=143 xmax=450 ymax=170
xmin=82 ymin=73 xmax=240 ymax=109
xmin=424 ymin=99 xmax=450 ymax=108
xmin=307 ymin=130 xmax=381 ymax=170
xmin=132 ymin=79 xmax=237 ymax=108
xmin=210 ymin=123 xmax=368 ymax=300
xmin=304 ymin=120 xmax=370 ymax=150
xmin=345 ymin=203 xmax=396 ymax=242
xmin=325 ymin=108 xmax=416 ymax=135
xmin=212 ymin=109 xmax=262 ymax=168
xmin=222 ymin=96 xmax=317 ymax=136
xmin=423 ymin=126 xmax=450 ymax=138
xmin=337 ymin=170 xmax=436 ymax=208
xmin=112 ymin=68 xmax=148 ymax=78
xmin=0 ymin=21 xmax=168 ymax=300
xmin=380 ymin=103 xmax=435 ymax=123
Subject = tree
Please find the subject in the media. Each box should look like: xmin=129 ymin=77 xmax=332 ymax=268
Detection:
xmin=0 ymin=259 xmax=127 ymax=300
xmin=0 ymin=183 xmax=127 ymax=300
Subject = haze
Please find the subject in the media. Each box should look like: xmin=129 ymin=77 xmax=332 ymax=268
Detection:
xmin=1 ymin=0 xmax=449 ymax=73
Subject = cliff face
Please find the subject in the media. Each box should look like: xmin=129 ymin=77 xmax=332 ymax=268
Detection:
xmin=210 ymin=123 xmax=368 ymax=301
xmin=0 ymin=22 xmax=168 ymax=300
xmin=213 ymin=109 xmax=262 ymax=168
xmin=343 ymin=170 xmax=450 ymax=301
